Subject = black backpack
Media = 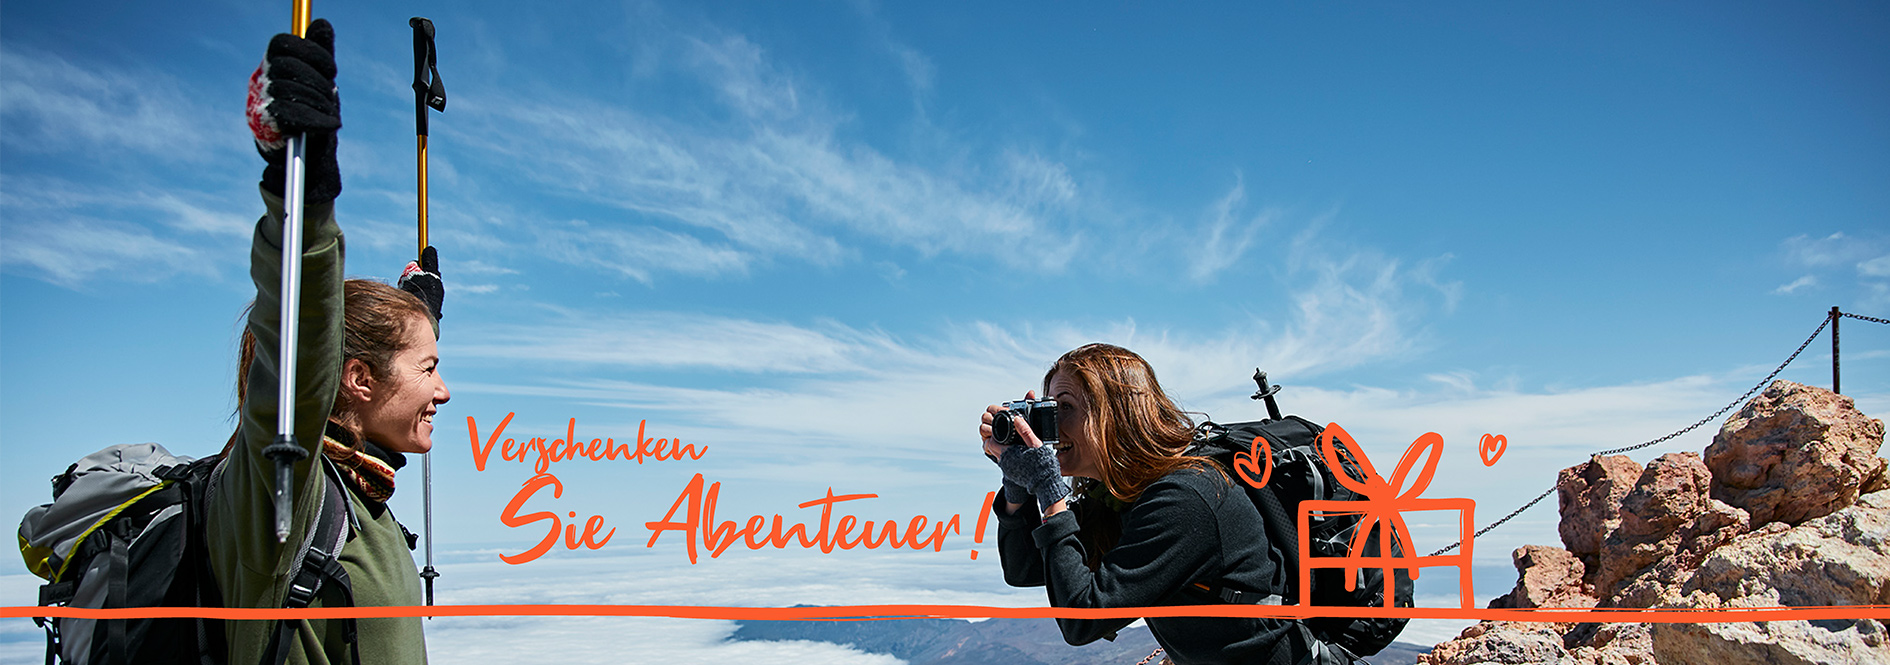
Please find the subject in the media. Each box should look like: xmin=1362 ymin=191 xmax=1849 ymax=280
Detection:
xmin=1188 ymin=371 xmax=1414 ymax=659
xmin=18 ymin=443 xmax=359 ymax=665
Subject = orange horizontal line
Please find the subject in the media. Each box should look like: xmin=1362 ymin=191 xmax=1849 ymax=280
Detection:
xmin=4 ymin=604 xmax=1886 ymax=623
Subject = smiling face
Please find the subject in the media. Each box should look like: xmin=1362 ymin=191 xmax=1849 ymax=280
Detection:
xmin=1046 ymin=370 xmax=1102 ymax=480
xmin=352 ymin=313 xmax=450 ymax=454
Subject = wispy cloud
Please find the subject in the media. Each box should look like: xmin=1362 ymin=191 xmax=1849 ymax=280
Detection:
xmin=1859 ymin=255 xmax=1890 ymax=278
xmin=0 ymin=215 xmax=216 ymax=287
xmin=0 ymin=177 xmax=253 ymax=286
xmin=1774 ymin=275 xmax=1818 ymax=295
xmin=446 ymin=253 xmax=1463 ymax=480
xmin=433 ymin=19 xmax=1091 ymax=284
xmin=412 ymin=551 xmax=1038 ymax=664
xmin=0 ymin=46 xmax=237 ymax=162
xmin=0 ymin=45 xmax=259 ymax=287
xmin=1778 ymin=233 xmax=1890 ymax=310
xmin=1189 ymin=175 xmax=1275 ymax=283
xmin=453 ymin=311 xmax=899 ymax=374
xmin=1782 ymin=232 xmax=1874 ymax=268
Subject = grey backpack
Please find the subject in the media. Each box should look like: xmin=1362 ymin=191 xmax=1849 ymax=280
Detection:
xmin=19 ymin=443 xmax=355 ymax=665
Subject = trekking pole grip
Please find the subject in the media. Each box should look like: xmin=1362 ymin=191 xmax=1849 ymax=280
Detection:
xmin=263 ymin=435 xmax=308 ymax=542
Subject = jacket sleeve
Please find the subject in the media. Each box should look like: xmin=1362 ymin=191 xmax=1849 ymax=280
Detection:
xmin=992 ymin=487 xmax=1045 ymax=588
xmin=209 ymin=186 xmax=345 ymax=601
xmin=1030 ymin=478 xmax=1224 ymax=646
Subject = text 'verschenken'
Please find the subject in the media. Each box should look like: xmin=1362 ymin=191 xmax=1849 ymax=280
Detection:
xmin=468 ymin=412 xmax=706 ymax=475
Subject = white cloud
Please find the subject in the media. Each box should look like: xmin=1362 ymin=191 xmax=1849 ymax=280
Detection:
xmin=1189 ymin=176 xmax=1275 ymax=283
xmin=540 ymin=221 xmax=754 ymax=283
xmin=0 ymin=217 xmax=215 ymax=287
xmin=432 ymin=21 xmax=1093 ymax=283
xmin=893 ymin=44 xmax=935 ymax=97
xmin=685 ymin=35 xmax=802 ymax=120
xmin=0 ymin=177 xmax=255 ymax=286
xmin=414 ymin=550 xmax=1036 ymax=664
xmin=0 ymin=46 xmax=236 ymax=161
xmin=451 ymin=311 xmax=894 ymax=374
xmin=428 ymin=618 xmax=906 ymax=665
xmin=1776 ymin=234 xmax=1889 ymax=309
xmin=1858 ymin=255 xmax=1890 ymax=278
xmin=434 ymin=292 xmax=1841 ymax=580
xmin=0 ymin=46 xmax=258 ymax=287
xmin=1774 ymin=275 xmax=1818 ymax=295
xmin=1782 ymin=232 xmax=1872 ymax=268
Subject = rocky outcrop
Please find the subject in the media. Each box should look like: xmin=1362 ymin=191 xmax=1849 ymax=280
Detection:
xmin=1704 ymin=380 xmax=1888 ymax=525
xmin=1558 ymin=455 xmax=1642 ymax=579
xmin=1650 ymin=489 xmax=1890 ymax=664
xmin=1489 ymin=545 xmax=1592 ymax=611
xmin=1593 ymin=452 xmax=1721 ymax=600
xmin=1421 ymin=381 xmax=1888 ymax=665
xmin=1419 ymin=622 xmax=1573 ymax=665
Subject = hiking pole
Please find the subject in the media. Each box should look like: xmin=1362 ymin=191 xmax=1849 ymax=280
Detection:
xmin=262 ymin=0 xmax=317 ymax=545
xmin=410 ymin=16 xmax=447 ymax=606
xmin=1251 ymin=369 xmax=1284 ymax=421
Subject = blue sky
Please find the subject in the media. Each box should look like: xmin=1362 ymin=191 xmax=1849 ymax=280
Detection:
xmin=4 ymin=1 xmax=1889 ymax=660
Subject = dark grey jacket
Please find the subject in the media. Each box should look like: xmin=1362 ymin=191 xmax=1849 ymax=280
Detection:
xmin=996 ymin=467 xmax=1312 ymax=664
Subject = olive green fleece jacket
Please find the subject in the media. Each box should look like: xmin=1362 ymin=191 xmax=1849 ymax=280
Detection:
xmin=207 ymin=188 xmax=428 ymax=665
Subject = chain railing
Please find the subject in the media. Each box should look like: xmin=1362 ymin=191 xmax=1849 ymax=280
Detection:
xmin=1122 ymin=309 xmax=1882 ymax=662
xmin=1424 ymin=307 xmax=1884 ymax=557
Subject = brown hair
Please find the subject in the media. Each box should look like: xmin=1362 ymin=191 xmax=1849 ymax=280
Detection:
xmin=332 ymin=280 xmax=432 ymax=414
xmin=227 ymin=279 xmax=431 ymax=453
xmin=1047 ymin=343 xmax=1220 ymax=568
xmin=1048 ymin=343 xmax=1212 ymax=503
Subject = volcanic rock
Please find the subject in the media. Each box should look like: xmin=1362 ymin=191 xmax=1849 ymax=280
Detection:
xmin=1704 ymin=380 xmax=1887 ymax=525
xmin=1593 ymin=452 xmax=1714 ymax=599
xmin=1417 ymin=622 xmax=1570 ymax=665
xmin=1490 ymin=545 xmax=1594 ymax=611
xmin=1419 ymin=381 xmax=1889 ymax=665
xmin=1650 ymin=489 xmax=1890 ymax=663
xmin=1558 ymin=455 xmax=1642 ymax=577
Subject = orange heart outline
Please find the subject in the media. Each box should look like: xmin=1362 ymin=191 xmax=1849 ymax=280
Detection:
xmin=1478 ymin=433 xmax=1507 ymax=467
xmin=1232 ymin=434 xmax=1273 ymax=489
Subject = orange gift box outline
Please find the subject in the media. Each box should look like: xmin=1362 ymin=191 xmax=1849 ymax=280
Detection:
xmin=1292 ymin=423 xmax=1476 ymax=609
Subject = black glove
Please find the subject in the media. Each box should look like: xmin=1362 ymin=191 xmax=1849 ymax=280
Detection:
xmin=399 ymin=245 xmax=444 ymax=323
xmin=246 ymin=18 xmax=341 ymax=205
xmin=1001 ymin=478 xmax=1032 ymax=508
xmin=997 ymin=445 xmax=1070 ymax=514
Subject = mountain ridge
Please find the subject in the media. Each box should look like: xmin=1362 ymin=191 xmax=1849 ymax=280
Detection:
xmin=730 ymin=615 xmax=1433 ymax=664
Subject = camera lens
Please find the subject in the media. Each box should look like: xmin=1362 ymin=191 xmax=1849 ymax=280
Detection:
xmin=991 ymin=407 xmax=1019 ymax=445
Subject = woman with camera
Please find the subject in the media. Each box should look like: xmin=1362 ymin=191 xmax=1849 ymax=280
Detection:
xmin=981 ymin=343 xmax=1320 ymax=665
xmin=209 ymin=19 xmax=447 ymax=665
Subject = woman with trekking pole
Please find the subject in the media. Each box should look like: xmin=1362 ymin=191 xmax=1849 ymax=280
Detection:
xmin=981 ymin=343 xmax=1334 ymax=665
xmin=209 ymin=16 xmax=448 ymax=665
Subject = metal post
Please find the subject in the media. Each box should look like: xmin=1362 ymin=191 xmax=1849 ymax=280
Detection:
xmin=1832 ymin=306 xmax=1841 ymax=395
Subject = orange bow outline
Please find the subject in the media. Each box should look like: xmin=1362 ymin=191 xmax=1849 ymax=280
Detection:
xmin=1318 ymin=423 xmax=1443 ymax=581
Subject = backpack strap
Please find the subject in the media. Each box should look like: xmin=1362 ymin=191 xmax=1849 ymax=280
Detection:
xmin=107 ymin=531 xmax=130 ymax=665
xmin=1251 ymin=483 xmax=1300 ymax=595
xmin=260 ymin=459 xmax=362 ymax=665
xmin=1185 ymin=582 xmax=1283 ymax=606
xmin=1291 ymin=622 xmax=1364 ymax=665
